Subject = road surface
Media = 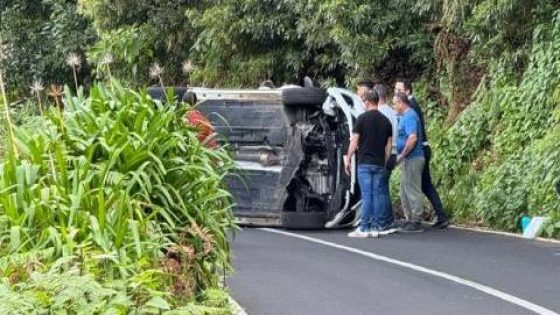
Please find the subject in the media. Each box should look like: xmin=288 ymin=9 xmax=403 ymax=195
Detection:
xmin=227 ymin=227 xmax=560 ymax=315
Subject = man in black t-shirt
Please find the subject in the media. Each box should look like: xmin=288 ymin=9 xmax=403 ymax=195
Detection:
xmin=344 ymin=90 xmax=393 ymax=238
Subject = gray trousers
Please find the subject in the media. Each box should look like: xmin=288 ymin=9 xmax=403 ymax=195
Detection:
xmin=400 ymin=157 xmax=425 ymax=223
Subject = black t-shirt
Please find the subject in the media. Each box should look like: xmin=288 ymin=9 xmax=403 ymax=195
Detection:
xmin=352 ymin=110 xmax=393 ymax=166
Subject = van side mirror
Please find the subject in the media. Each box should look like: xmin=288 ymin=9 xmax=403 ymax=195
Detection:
xmin=556 ymin=179 xmax=560 ymax=196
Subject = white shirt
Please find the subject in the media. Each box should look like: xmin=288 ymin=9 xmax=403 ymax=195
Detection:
xmin=378 ymin=104 xmax=398 ymax=154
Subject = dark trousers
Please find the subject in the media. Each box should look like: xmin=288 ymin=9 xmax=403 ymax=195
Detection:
xmin=422 ymin=145 xmax=447 ymax=221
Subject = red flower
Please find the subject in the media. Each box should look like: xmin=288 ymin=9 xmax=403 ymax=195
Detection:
xmin=185 ymin=110 xmax=218 ymax=149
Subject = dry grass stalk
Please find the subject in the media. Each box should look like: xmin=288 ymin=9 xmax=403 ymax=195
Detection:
xmin=66 ymin=52 xmax=82 ymax=91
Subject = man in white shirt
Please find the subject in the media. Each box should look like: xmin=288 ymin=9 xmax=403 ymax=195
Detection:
xmin=374 ymin=83 xmax=398 ymax=233
xmin=374 ymin=84 xmax=398 ymax=154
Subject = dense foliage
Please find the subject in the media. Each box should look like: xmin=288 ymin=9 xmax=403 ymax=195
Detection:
xmin=428 ymin=10 xmax=560 ymax=236
xmin=0 ymin=0 xmax=96 ymax=94
xmin=0 ymin=81 xmax=236 ymax=312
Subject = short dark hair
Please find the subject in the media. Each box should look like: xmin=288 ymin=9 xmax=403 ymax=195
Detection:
xmin=394 ymin=92 xmax=409 ymax=105
xmin=373 ymin=83 xmax=387 ymax=99
xmin=396 ymin=78 xmax=413 ymax=93
xmin=357 ymin=78 xmax=374 ymax=90
xmin=364 ymin=90 xmax=379 ymax=104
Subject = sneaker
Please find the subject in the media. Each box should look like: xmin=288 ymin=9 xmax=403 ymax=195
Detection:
xmin=351 ymin=208 xmax=361 ymax=228
xmin=369 ymin=229 xmax=380 ymax=238
xmin=431 ymin=220 xmax=449 ymax=229
xmin=348 ymin=228 xmax=370 ymax=238
xmin=400 ymin=222 xmax=424 ymax=233
xmin=378 ymin=225 xmax=397 ymax=236
xmin=325 ymin=210 xmax=351 ymax=228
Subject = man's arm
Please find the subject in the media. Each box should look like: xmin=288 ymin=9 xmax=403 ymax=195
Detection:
xmin=397 ymin=133 xmax=417 ymax=163
xmin=385 ymin=136 xmax=393 ymax=163
xmin=344 ymin=133 xmax=359 ymax=175
xmin=409 ymin=97 xmax=428 ymax=143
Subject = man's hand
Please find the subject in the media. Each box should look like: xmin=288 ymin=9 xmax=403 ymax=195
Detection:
xmin=397 ymin=133 xmax=418 ymax=164
xmin=345 ymin=133 xmax=359 ymax=176
xmin=344 ymin=155 xmax=351 ymax=176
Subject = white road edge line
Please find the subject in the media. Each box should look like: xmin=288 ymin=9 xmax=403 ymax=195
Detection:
xmin=260 ymin=228 xmax=558 ymax=315
xmin=449 ymin=225 xmax=560 ymax=245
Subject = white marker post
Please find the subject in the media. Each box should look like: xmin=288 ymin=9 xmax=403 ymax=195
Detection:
xmin=522 ymin=216 xmax=549 ymax=239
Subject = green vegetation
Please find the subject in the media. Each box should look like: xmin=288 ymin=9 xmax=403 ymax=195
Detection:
xmin=0 ymin=79 xmax=236 ymax=312
xmin=427 ymin=6 xmax=560 ymax=237
xmin=0 ymin=0 xmax=95 ymax=95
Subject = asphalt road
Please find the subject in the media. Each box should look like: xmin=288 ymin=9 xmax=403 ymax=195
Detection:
xmin=227 ymin=227 xmax=560 ymax=315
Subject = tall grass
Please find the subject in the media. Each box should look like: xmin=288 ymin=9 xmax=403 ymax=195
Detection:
xmin=0 ymin=80 xmax=236 ymax=310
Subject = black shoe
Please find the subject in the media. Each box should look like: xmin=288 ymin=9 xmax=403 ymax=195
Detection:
xmin=391 ymin=219 xmax=406 ymax=229
xmin=400 ymin=222 xmax=424 ymax=233
xmin=431 ymin=220 xmax=449 ymax=229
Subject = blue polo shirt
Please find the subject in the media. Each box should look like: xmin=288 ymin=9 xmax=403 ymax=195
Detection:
xmin=397 ymin=109 xmax=424 ymax=159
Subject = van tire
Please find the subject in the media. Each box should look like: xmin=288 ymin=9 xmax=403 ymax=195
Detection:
xmin=281 ymin=87 xmax=327 ymax=106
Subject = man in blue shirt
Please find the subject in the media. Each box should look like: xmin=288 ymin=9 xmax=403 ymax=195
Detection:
xmin=395 ymin=79 xmax=448 ymax=228
xmin=393 ymin=92 xmax=425 ymax=233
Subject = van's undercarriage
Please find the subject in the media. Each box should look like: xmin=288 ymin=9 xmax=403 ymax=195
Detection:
xmin=149 ymin=86 xmax=365 ymax=229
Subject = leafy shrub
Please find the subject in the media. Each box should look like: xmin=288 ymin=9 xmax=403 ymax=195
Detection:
xmin=0 ymin=257 xmax=234 ymax=314
xmin=0 ymin=81 xmax=237 ymax=309
xmin=87 ymin=25 xmax=156 ymax=84
xmin=0 ymin=100 xmax=43 ymax=158
xmin=0 ymin=0 xmax=96 ymax=94
xmin=429 ymin=10 xmax=560 ymax=237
